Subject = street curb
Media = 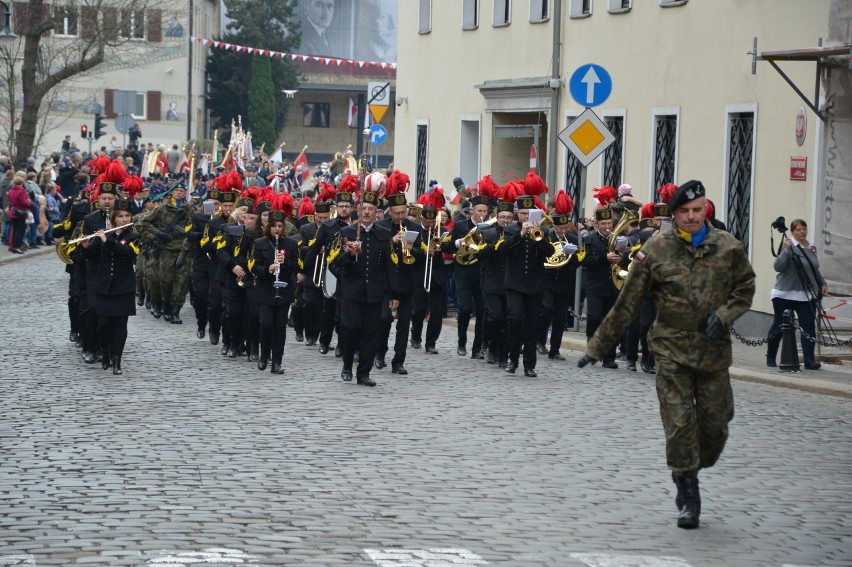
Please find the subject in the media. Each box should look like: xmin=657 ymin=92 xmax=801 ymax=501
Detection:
xmin=0 ymin=246 xmax=54 ymax=267
xmin=442 ymin=318 xmax=852 ymax=399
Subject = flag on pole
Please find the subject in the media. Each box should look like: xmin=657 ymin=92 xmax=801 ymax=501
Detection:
xmin=199 ymin=154 xmax=210 ymax=175
xmin=269 ymin=145 xmax=283 ymax=165
xmin=364 ymin=105 xmax=371 ymax=130
xmin=243 ymin=132 xmax=254 ymax=164
xmin=293 ymin=146 xmax=310 ymax=184
xmin=348 ymin=98 xmax=358 ymax=129
xmin=212 ymin=131 xmax=218 ymax=163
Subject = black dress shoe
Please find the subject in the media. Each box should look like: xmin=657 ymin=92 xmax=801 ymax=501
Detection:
xmin=305 ymin=337 xmax=316 ymax=347
xmin=505 ymin=362 xmax=518 ymax=374
xmin=197 ymin=326 xmax=205 ymax=339
xmin=536 ymin=343 xmax=547 ymax=355
xmin=640 ymin=361 xmax=655 ymax=374
xmin=471 ymin=350 xmax=484 ymax=360
xmin=410 ymin=340 xmax=422 ymax=349
xmin=210 ymin=331 xmax=219 ymax=345
xmin=257 ymin=359 xmax=268 ymax=371
xmin=548 ymin=352 xmax=566 ymax=361
xmin=485 ymin=349 xmax=497 ymax=363
xmin=69 ymin=331 xmax=78 ymax=342
xmin=102 ymin=350 xmax=111 ymax=370
xmin=112 ymin=357 xmax=122 ymax=375
xmin=627 ymin=362 xmax=637 ymax=372
xmin=357 ymin=375 xmax=376 ymax=387
xmin=602 ymin=361 xmax=619 ymax=369
xmin=457 ymin=346 xmax=467 ymax=356
xmin=392 ymin=366 xmax=408 ymax=375
xmin=136 ymin=294 xmax=144 ymax=307
xmin=341 ymin=369 xmax=353 ymax=381
xmin=82 ymin=351 xmax=96 ymax=364
xmin=227 ymin=346 xmax=237 ymax=358
xmin=318 ymin=344 xmax=329 ymax=354
xmin=425 ymin=346 xmax=439 ymax=354
xmin=335 ymin=345 xmax=342 ymax=357
xmin=271 ymin=363 xmax=284 ymax=374
xmin=804 ymin=362 xmax=822 ymax=370
xmin=221 ymin=343 xmax=229 ymax=355
xmin=374 ymin=356 xmax=386 ymax=369
xmin=524 ymin=368 xmax=537 ymax=377
xmin=295 ymin=333 xmax=304 ymax=342
xmin=249 ymin=346 xmax=259 ymax=362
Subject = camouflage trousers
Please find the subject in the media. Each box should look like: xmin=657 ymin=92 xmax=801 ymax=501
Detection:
xmin=136 ymin=251 xmax=147 ymax=295
xmin=655 ymin=358 xmax=734 ymax=474
xmin=147 ymin=249 xmax=192 ymax=306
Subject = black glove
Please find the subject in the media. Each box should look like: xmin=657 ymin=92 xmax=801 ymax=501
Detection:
xmin=157 ymin=230 xmax=174 ymax=243
xmin=702 ymin=314 xmax=724 ymax=340
xmin=577 ymin=354 xmax=598 ymax=368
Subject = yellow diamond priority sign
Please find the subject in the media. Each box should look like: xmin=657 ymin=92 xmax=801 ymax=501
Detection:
xmin=558 ymin=108 xmax=616 ymax=167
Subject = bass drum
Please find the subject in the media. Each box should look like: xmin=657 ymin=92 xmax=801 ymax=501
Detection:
xmin=322 ymin=266 xmax=337 ymax=299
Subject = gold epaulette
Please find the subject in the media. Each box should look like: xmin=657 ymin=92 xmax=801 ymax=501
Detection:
xmin=129 ymin=241 xmax=141 ymax=255
xmin=441 ymin=233 xmax=453 ymax=243
xmin=308 ymin=238 xmax=316 ymax=247
xmin=247 ymin=257 xmax=255 ymax=271
xmin=234 ymin=244 xmax=241 ymax=257
xmin=494 ymin=235 xmax=505 ymax=251
xmin=298 ymin=258 xmax=304 ymax=270
xmin=216 ymin=239 xmax=227 ymax=250
xmin=420 ymin=242 xmax=428 ymax=253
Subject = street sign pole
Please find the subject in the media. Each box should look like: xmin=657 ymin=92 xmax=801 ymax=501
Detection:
xmin=573 ymin=164 xmax=586 ymax=332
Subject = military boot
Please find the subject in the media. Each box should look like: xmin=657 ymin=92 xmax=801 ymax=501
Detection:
xmin=151 ymin=301 xmax=162 ymax=318
xmin=676 ymin=475 xmax=701 ymax=529
xmin=163 ymin=303 xmax=173 ymax=322
xmin=170 ymin=305 xmax=183 ymax=324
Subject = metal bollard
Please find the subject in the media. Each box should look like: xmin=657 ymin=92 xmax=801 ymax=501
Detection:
xmin=779 ymin=308 xmax=801 ymax=372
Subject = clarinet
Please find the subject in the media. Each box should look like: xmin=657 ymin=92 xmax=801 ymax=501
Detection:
xmin=272 ymin=234 xmax=287 ymax=299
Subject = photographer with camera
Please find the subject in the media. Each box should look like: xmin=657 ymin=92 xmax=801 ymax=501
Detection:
xmin=765 ymin=217 xmax=829 ymax=370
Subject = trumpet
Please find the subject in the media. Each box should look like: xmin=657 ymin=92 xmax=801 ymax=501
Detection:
xmin=529 ymin=212 xmax=554 ymax=242
xmin=399 ymin=222 xmax=415 ymax=265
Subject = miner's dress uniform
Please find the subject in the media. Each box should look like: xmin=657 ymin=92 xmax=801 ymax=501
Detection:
xmin=410 ymin=210 xmax=446 ymax=353
xmin=477 ymin=223 xmax=509 ymax=365
xmin=538 ymin=224 xmax=580 ymax=359
xmin=581 ymin=211 xmax=619 ymax=366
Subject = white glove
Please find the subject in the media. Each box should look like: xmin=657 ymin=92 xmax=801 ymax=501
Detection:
xmin=562 ymin=242 xmax=579 ymax=255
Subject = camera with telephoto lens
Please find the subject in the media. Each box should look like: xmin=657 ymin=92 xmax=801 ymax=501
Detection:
xmin=771 ymin=216 xmax=788 ymax=233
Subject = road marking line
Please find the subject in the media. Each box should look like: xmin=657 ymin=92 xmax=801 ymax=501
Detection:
xmin=571 ymin=553 xmax=693 ymax=567
xmin=146 ymin=547 xmax=259 ymax=564
xmin=0 ymin=556 xmax=36 ymax=566
xmin=364 ymin=548 xmax=488 ymax=566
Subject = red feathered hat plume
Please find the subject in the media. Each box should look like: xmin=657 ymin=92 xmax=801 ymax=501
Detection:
xmin=477 ymin=175 xmax=500 ymax=199
xmin=365 ymin=171 xmax=388 ymax=198
xmin=239 ymin=186 xmax=266 ymax=204
xmin=211 ymin=173 xmax=229 ymax=190
xmin=658 ymin=183 xmax=677 ymax=204
xmin=298 ymin=197 xmax=315 ymax=217
xmin=416 ymin=192 xmax=431 ymax=206
xmin=386 ymin=170 xmax=410 ymax=197
xmin=593 ymin=186 xmax=618 ymax=207
xmin=554 ymin=189 xmax=574 ymax=215
xmin=316 ymin=181 xmax=336 ymax=203
xmin=499 ymin=180 xmax=524 ymax=203
xmin=88 ymin=155 xmax=111 ymax=175
xmin=533 ymin=196 xmax=547 ymax=211
xmin=523 ymin=171 xmax=548 ymax=196
xmin=228 ymin=170 xmax=244 ymax=193
xmin=104 ymin=159 xmax=128 ymax=184
xmin=640 ymin=202 xmax=656 ymax=220
xmin=429 ymin=185 xmax=445 ymax=210
xmin=123 ymin=175 xmax=144 ymax=197
xmin=272 ymin=193 xmax=295 ymax=218
xmin=338 ymin=174 xmax=359 ymax=195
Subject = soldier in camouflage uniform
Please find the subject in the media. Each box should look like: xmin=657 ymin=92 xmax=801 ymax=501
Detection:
xmin=579 ymin=180 xmax=755 ymax=530
xmin=136 ymin=182 xmax=194 ymax=324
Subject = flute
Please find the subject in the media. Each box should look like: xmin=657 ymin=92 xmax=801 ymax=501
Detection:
xmin=65 ymin=223 xmax=133 ymax=245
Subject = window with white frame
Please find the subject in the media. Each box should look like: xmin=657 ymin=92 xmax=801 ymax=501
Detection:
xmin=652 ymin=114 xmax=678 ymax=201
xmin=530 ymin=0 xmax=549 ymax=22
xmin=418 ymin=0 xmax=432 ymax=34
xmin=569 ymin=0 xmax=592 ymax=19
xmin=120 ymin=9 xmax=145 ymax=39
xmin=130 ymin=93 xmax=146 ymax=118
xmin=607 ymin=0 xmax=631 ymax=13
xmin=493 ymin=0 xmax=511 ymax=26
xmin=462 ymin=0 xmax=479 ymax=30
xmin=54 ymin=7 xmax=78 ymax=37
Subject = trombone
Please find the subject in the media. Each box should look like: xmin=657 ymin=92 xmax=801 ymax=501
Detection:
xmin=424 ymin=211 xmax=443 ymax=292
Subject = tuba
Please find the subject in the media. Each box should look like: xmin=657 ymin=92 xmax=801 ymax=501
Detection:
xmin=608 ymin=209 xmax=639 ymax=290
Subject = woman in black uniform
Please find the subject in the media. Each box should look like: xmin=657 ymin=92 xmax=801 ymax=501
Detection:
xmin=251 ymin=209 xmax=299 ymax=374
xmin=89 ymin=199 xmax=140 ymax=375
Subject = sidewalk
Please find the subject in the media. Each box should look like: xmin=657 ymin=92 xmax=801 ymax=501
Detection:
xmin=0 ymin=241 xmax=55 ymax=266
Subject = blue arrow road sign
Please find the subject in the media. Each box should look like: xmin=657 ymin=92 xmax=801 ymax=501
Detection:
xmin=369 ymin=124 xmax=388 ymax=145
xmin=569 ymin=64 xmax=613 ymax=107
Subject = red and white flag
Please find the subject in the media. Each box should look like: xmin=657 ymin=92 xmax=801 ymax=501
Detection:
xmin=347 ymin=99 xmax=358 ymax=129
xmin=293 ymin=146 xmax=310 ymax=183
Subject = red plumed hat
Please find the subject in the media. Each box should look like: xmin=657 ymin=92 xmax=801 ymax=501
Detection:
xmin=523 ymin=171 xmax=548 ymax=196
xmin=365 ymin=171 xmax=388 ymax=197
xmin=88 ymin=155 xmax=111 ymax=175
xmin=477 ymin=175 xmax=500 ymax=198
xmin=272 ymin=192 xmax=295 ymax=218
xmin=593 ymin=186 xmax=618 ymax=207
xmin=123 ymin=175 xmax=144 ymax=197
xmin=416 ymin=192 xmax=431 ymax=206
xmin=429 ymin=184 xmax=445 ymax=210
xmin=104 ymin=159 xmax=128 ymax=184
xmin=554 ymin=189 xmax=574 ymax=215
xmin=533 ymin=196 xmax=547 ymax=211
xmin=338 ymin=174 xmax=359 ymax=195
xmin=298 ymin=197 xmax=315 ymax=217
xmin=640 ymin=202 xmax=656 ymax=220
xmin=705 ymin=198 xmax=715 ymax=220
xmin=386 ymin=170 xmax=410 ymax=197
xmin=499 ymin=180 xmax=524 ymax=203
xmin=658 ymin=183 xmax=677 ymax=204
xmin=228 ymin=170 xmax=244 ymax=193
xmin=239 ymin=186 xmax=266 ymax=204
xmin=316 ymin=181 xmax=336 ymax=203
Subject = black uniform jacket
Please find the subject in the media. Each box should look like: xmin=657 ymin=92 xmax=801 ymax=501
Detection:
xmin=545 ymin=228 xmax=580 ymax=291
xmin=304 ymin=217 xmax=349 ymax=283
xmin=378 ymin=218 xmax=424 ymax=294
xmin=441 ymin=217 xmax=480 ymax=281
xmin=331 ymin=223 xmax=400 ymax=303
xmin=477 ymin=226 xmax=507 ymax=296
xmin=581 ymin=229 xmax=618 ymax=298
xmin=500 ymin=222 xmax=554 ymax=295
xmin=413 ymin=225 xmax=446 ymax=290
xmin=250 ymin=236 xmax=300 ymax=306
xmin=216 ymin=224 xmax=253 ymax=290
xmin=89 ymin=229 xmax=141 ymax=317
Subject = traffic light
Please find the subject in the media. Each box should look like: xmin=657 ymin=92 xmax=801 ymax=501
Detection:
xmin=80 ymin=124 xmax=88 ymax=139
xmin=93 ymin=114 xmax=106 ymax=140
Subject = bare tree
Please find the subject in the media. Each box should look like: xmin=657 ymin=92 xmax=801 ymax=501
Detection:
xmin=11 ymin=0 xmax=151 ymax=164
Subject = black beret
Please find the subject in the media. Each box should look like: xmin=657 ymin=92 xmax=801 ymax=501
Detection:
xmin=669 ymin=180 xmax=705 ymax=211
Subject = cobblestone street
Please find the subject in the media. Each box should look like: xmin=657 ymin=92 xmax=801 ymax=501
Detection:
xmin=1 ymin=252 xmax=850 ymax=566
